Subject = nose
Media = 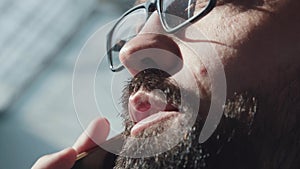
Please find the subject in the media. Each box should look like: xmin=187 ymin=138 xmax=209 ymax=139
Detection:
xmin=119 ymin=12 xmax=183 ymax=76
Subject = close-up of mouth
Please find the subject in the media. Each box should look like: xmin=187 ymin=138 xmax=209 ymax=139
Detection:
xmin=115 ymin=68 xmax=261 ymax=169
xmin=121 ymin=68 xmax=184 ymax=138
xmin=128 ymin=88 xmax=181 ymax=137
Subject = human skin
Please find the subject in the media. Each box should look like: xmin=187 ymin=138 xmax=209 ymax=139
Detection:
xmin=121 ymin=0 xmax=300 ymax=102
xmin=120 ymin=0 xmax=300 ymax=143
xmin=117 ymin=0 xmax=300 ymax=168
xmin=32 ymin=0 xmax=300 ymax=168
xmin=118 ymin=0 xmax=300 ymax=146
xmin=31 ymin=118 xmax=110 ymax=169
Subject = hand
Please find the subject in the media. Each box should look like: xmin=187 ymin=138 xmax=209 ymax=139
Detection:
xmin=32 ymin=118 xmax=110 ymax=169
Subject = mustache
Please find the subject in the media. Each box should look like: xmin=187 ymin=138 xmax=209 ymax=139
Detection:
xmin=114 ymin=91 xmax=259 ymax=169
xmin=119 ymin=68 xmax=258 ymax=137
xmin=114 ymin=68 xmax=260 ymax=168
xmin=120 ymin=68 xmax=182 ymax=134
xmin=122 ymin=68 xmax=181 ymax=107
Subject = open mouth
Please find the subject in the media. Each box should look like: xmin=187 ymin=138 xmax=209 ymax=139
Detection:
xmin=124 ymin=68 xmax=183 ymax=137
xmin=128 ymin=89 xmax=181 ymax=137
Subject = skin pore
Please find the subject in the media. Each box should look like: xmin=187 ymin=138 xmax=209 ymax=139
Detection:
xmin=31 ymin=0 xmax=299 ymax=168
xmin=113 ymin=0 xmax=300 ymax=168
xmin=114 ymin=69 xmax=259 ymax=169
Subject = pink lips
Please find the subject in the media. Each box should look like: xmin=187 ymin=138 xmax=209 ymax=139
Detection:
xmin=128 ymin=89 xmax=179 ymax=136
xmin=129 ymin=89 xmax=168 ymax=123
xmin=128 ymin=91 xmax=151 ymax=122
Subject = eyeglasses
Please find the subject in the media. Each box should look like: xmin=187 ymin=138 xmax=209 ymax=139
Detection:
xmin=107 ymin=0 xmax=217 ymax=72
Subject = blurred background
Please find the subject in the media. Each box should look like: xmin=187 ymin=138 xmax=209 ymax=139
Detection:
xmin=0 ymin=0 xmax=134 ymax=168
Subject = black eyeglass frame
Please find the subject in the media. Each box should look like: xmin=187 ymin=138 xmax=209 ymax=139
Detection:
xmin=107 ymin=0 xmax=217 ymax=72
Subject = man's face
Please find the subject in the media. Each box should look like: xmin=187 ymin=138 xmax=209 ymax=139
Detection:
xmin=113 ymin=0 xmax=300 ymax=168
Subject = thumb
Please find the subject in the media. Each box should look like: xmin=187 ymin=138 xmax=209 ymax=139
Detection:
xmin=32 ymin=148 xmax=77 ymax=169
xmin=73 ymin=117 xmax=110 ymax=153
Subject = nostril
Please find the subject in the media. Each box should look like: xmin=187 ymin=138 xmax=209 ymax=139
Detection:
xmin=119 ymin=34 xmax=183 ymax=76
xmin=141 ymin=57 xmax=157 ymax=67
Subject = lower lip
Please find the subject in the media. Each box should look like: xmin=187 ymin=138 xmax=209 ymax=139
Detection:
xmin=130 ymin=111 xmax=181 ymax=137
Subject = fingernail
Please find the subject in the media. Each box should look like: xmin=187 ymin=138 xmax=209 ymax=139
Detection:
xmin=104 ymin=118 xmax=110 ymax=126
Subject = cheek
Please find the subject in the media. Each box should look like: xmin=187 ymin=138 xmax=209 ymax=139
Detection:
xmin=183 ymin=6 xmax=275 ymax=94
xmin=174 ymin=3 xmax=293 ymax=98
xmin=198 ymin=5 xmax=271 ymax=47
xmin=177 ymin=43 xmax=213 ymax=98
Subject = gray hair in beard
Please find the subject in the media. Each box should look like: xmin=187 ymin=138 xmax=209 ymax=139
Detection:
xmin=114 ymin=68 xmax=258 ymax=169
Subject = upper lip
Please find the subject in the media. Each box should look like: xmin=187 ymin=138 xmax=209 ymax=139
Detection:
xmin=128 ymin=89 xmax=178 ymax=123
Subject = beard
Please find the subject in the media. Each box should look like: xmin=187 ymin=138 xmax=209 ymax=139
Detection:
xmin=113 ymin=68 xmax=259 ymax=169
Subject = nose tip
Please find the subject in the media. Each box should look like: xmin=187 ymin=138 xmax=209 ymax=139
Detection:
xmin=119 ymin=33 xmax=183 ymax=75
xmin=118 ymin=11 xmax=183 ymax=76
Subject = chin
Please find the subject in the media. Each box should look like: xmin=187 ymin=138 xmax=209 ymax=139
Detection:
xmin=114 ymin=69 xmax=265 ymax=169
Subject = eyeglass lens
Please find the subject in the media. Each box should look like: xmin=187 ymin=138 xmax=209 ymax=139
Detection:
xmin=108 ymin=0 xmax=211 ymax=71
xmin=159 ymin=0 xmax=210 ymax=29
xmin=109 ymin=8 xmax=147 ymax=70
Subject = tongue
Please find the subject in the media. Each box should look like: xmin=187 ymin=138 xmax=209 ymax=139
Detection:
xmin=130 ymin=111 xmax=180 ymax=137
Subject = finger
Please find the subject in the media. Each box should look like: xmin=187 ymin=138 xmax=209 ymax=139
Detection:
xmin=32 ymin=148 xmax=76 ymax=169
xmin=73 ymin=117 xmax=110 ymax=153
